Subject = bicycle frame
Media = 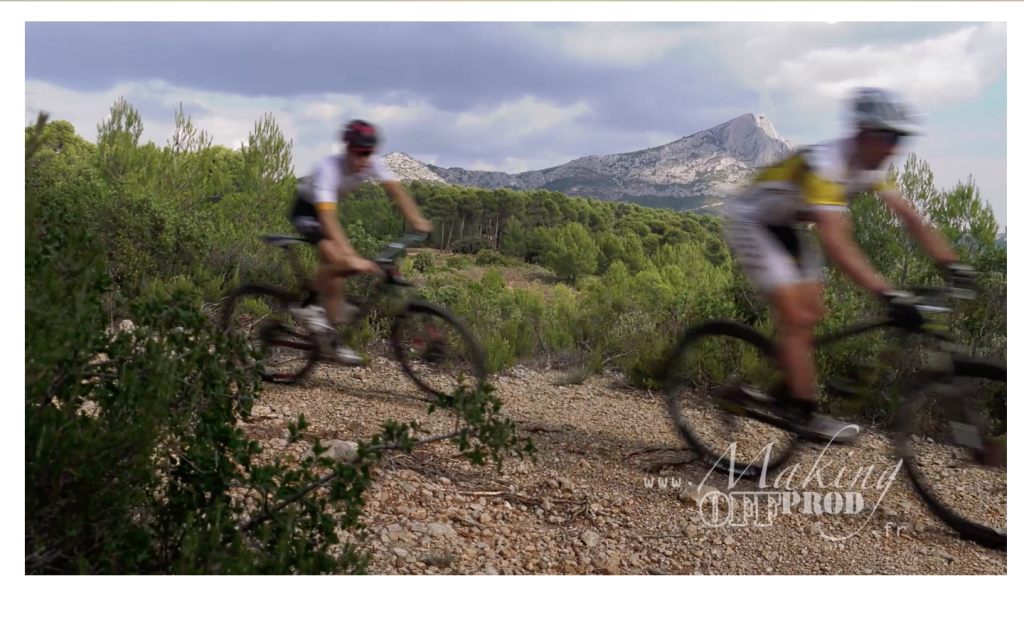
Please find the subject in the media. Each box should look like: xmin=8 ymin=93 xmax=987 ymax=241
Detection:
xmin=711 ymin=288 xmax=969 ymax=434
xmin=272 ymin=232 xmax=424 ymax=327
xmin=847 ymin=292 xmax=1005 ymax=486
xmin=811 ymin=290 xmax=965 ymax=418
xmin=815 ymin=310 xmax=955 ymax=350
xmin=341 ymin=263 xmax=416 ymax=329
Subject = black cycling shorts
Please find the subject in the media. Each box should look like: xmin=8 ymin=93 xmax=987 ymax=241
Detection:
xmin=290 ymin=194 xmax=326 ymax=244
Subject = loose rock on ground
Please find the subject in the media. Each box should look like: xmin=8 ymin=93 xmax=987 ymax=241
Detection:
xmin=239 ymin=356 xmax=1007 ymax=575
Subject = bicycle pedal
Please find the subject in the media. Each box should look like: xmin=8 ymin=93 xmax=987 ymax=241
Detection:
xmin=737 ymin=385 xmax=772 ymax=403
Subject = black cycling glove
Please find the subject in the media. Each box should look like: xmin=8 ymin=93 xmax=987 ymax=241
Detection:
xmin=877 ymin=289 xmax=920 ymax=325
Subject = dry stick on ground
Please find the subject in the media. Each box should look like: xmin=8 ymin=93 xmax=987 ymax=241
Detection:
xmin=385 ymin=451 xmax=492 ymax=487
xmin=452 ymin=489 xmax=590 ymax=523
xmin=455 ymin=490 xmax=585 ymax=507
xmin=624 ymin=444 xmax=700 ymax=473
xmin=601 ymin=349 xmax=636 ymax=367
xmin=646 ymin=458 xmax=701 ymax=474
xmin=384 ymin=453 xmax=447 ymax=475
xmin=451 ymin=515 xmax=480 ymax=528
xmin=626 ymin=445 xmax=691 ymax=458
xmin=517 ymin=423 xmax=564 ymax=433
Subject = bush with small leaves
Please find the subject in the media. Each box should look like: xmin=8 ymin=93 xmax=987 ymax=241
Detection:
xmin=26 ymin=113 xmax=535 ymax=575
xmin=412 ymin=251 xmax=436 ymax=273
xmin=475 ymin=249 xmax=511 ymax=267
xmin=451 ymin=236 xmax=490 ymax=255
xmin=446 ymin=254 xmax=474 ymax=270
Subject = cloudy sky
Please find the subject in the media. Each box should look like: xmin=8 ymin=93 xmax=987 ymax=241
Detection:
xmin=25 ymin=21 xmax=1007 ymax=226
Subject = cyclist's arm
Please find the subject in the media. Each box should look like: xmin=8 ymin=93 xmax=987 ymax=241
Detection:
xmin=802 ymin=172 xmax=888 ymax=294
xmin=879 ymin=190 xmax=959 ymax=264
xmin=372 ymin=158 xmax=432 ymax=233
xmin=813 ymin=207 xmax=890 ymax=294
xmin=382 ymin=180 xmax=433 ymax=233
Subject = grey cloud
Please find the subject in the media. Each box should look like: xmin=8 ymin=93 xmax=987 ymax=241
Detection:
xmin=26 ymin=23 xmax=606 ymax=112
xmin=131 ymin=95 xmax=212 ymax=130
xmin=46 ymin=21 xmax=983 ymax=175
xmin=26 ymin=22 xmax=755 ymax=148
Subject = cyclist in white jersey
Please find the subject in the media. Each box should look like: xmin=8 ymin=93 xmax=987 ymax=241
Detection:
xmin=289 ymin=119 xmax=433 ymax=364
xmin=725 ymin=88 xmax=975 ymax=443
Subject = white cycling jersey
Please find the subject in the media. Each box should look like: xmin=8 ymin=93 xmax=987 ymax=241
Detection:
xmin=297 ymin=153 xmax=397 ymax=204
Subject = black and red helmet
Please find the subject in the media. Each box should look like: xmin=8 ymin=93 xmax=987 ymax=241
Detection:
xmin=342 ymin=119 xmax=379 ymax=152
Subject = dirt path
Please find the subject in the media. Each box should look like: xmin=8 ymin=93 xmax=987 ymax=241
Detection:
xmin=243 ymin=356 xmax=1007 ymax=575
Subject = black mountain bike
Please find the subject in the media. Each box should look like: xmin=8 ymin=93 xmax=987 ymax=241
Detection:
xmin=660 ymin=282 xmax=1006 ymax=551
xmin=220 ymin=232 xmax=487 ymax=402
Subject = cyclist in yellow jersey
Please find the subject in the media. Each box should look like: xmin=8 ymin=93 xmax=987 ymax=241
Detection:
xmin=725 ymin=88 xmax=975 ymax=443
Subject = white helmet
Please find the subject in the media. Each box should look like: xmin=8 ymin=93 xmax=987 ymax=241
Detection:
xmin=848 ymin=87 xmax=922 ymax=136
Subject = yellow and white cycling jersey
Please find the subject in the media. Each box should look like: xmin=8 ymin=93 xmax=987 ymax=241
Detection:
xmin=730 ymin=137 xmax=899 ymax=226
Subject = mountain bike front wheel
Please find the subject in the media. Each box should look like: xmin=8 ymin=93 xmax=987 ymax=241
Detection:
xmin=895 ymin=357 xmax=1006 ymax=551
xmin=390 ymin=300 xmax=487 ymax=403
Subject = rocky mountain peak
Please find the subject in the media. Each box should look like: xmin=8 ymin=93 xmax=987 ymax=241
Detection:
xmin=381 ymin=152 xmax=448 ymax=184
xmin=383 ymin=113 xmax=794 ymax=212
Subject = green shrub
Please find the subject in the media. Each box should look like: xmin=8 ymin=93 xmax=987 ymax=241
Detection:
xmin=554 ymin=365 xmax=592 ymax=386
xmin=411 ymin=251 xmax=436 ymax=273
xmin=451 ymin=236 xmax=490 ymax=255
xmin=446 ymin=254 xmax=474 ymax=270
xmin=476 ymin=249 xmax=511 ymax=267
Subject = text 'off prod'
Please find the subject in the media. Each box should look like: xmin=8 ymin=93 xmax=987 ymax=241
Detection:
xmin=644 ymin=477 xmax=864 ymax=527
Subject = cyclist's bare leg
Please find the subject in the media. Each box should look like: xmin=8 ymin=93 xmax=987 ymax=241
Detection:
xmin=724 ymin=204 xmax=860 ymax=441
xmin=315 ymin=240 xmax=349 ymax=325
xmin=302 ymin=239 xmax=362 ymax=364
xmin=769 ymin=281 xmax=859 ymax=441
xmin=769 ymin=281 xmax=823 ymax=401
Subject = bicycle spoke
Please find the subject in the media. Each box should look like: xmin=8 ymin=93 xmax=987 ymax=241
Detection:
xmin=391 ymin=301 xmax=487 ymax=401
xmin=400 ymin=319 xmax=462 ymax=385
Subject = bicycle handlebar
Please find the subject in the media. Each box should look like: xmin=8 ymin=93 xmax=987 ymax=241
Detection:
xmin=888 ymin=283 xmax=977 ymax=322
xmin=908 ymin=284 xmax=977 ymax=304
xmin=877 ymin=266 xmax=978 ymax=321
xmin=374 ymin=232 xmax=429 ymax=263
xmin=898 ymin=262 xmax=977 ymax=305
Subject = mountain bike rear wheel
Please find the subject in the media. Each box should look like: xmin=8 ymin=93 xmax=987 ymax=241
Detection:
xmin=220 ymin=284 xmax=319 ymax=385
xmin=661 ymin=320 xmax=799 ymax=478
